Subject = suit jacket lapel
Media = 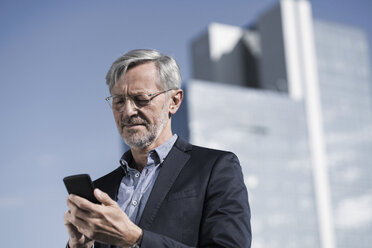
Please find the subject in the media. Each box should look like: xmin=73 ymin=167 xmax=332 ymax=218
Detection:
xmin=138 ymin=137 xmax=192 ymax=229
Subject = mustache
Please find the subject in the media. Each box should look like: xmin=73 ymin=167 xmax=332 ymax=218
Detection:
xmin=121 ymin=116 xmax=148 ymax=127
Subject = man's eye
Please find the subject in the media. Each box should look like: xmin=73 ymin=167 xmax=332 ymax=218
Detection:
xmin=113 ymin=97 xmax=124 ymax=104
xmin=134 ymin=96 xmax=150 ymax=106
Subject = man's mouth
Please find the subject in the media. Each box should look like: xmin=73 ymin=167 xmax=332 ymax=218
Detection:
xmin=121 ymin=117 xmax=148 ymax=130
xmin=122 ymin=122 xmax=146 ymax=129
xmin=124 ymin=123 xmax=143 ymax=127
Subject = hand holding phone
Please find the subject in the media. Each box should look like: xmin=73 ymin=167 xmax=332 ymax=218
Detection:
xmin=63 ymin=174 xmax=100 ymax=204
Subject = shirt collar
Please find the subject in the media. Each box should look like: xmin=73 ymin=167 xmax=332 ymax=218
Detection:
xmin=153 ymin=134 xmax=178 ymax=164
xmin=119 ymin=134 xmax=178 ymax=174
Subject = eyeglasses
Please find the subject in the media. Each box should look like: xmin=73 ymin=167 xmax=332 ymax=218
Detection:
xmin=105 ymin=88 xmax=176 ymax=112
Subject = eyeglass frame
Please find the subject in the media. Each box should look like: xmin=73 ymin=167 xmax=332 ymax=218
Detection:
xmin=105 ymin=88 xmax=177 ymax=112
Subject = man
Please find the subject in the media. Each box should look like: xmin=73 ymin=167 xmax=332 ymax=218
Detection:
xmin=64 ymin=49 xmax=252 ymax=248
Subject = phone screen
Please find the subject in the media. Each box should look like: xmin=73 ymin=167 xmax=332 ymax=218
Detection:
xmin=63 ymin=174 xmax=99 ymax=204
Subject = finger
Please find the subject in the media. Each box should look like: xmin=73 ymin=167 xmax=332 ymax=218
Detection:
xmin=94 ymin=188 xmax=116 ymax=206
xmin=67 ymin=198 xmax=101 ymax=220
xmin=69 ymin=214 xmax=95 ymax=239
xmin=67 ymin=197 xmax=83 ymax=215
xmin=68 ymin=194 xmax=98 ymax=212
xmin=64 ymin=210 xmax=72 ymax=225
xmin=64 ymin=211 xmax=84 ymax=240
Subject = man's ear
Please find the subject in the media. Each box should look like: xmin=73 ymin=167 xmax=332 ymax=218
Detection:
xmin=169 ymin=89 xmax=183 ymax=115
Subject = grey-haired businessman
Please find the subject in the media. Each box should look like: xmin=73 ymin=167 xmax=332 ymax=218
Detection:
xmin=64 ymin=49 xmax=252 ymax=248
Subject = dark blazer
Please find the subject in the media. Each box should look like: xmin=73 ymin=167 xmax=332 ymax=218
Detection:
xmin=93 ymin=137 xmax=251 ymax=248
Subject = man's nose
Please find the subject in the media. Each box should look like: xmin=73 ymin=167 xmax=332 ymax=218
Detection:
xmin=122 ymin=99 xmax=138 ymax=117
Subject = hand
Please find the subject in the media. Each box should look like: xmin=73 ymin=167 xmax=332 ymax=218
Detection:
xmin=64 ymin=210 xmax=94 ymax=248
xmin=65 ymin=188 xmax=142 ymax=247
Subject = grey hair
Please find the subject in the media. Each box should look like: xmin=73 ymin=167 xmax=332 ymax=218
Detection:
xmin=105 ymin=49 xmax=182 ymax=91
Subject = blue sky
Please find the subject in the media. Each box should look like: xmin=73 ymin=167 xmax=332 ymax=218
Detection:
xmin=0 ymin=0 xmax=371 ymax=246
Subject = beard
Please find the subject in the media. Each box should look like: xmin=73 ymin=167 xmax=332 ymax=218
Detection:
xmin=120 ymin=105 xmax=169 ymax=149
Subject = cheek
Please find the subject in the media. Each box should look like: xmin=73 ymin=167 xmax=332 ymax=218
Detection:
xmin=137 ymin=109 xmax=154 ymax=123
xmin=113 ymin=112 xmax=122 ymax=125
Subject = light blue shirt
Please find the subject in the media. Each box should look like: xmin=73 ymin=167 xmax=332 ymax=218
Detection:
xmin=117 ymin=134 xmax=178 ymax=224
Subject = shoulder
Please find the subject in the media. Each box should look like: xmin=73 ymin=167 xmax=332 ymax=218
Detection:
xmin=175 ymin=136 xmax=239 ymax=163
xmin=191 ymin=144 xmax=236 ymax=158
xmin=174 ymin=137 xmax=241 ymax=175
xmin=175 ymin=136 xmax=236 ymax=158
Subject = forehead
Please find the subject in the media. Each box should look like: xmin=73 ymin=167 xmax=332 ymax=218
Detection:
xmin=112 ymin=62 xmax=161 ymax=94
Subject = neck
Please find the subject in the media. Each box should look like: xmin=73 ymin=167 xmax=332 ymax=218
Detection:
xmin=131 ymin=123 xmax=173 ymax=172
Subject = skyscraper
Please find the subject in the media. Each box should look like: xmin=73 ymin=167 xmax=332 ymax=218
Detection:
xmin=188 ymin=0 xmax=372 ymax=247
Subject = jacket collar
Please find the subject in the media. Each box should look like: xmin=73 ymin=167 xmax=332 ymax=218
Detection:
xmin=94 ymin=136 xmax=192 ymax=225
xmin=138 ymin=136 xmax=192 ymax=229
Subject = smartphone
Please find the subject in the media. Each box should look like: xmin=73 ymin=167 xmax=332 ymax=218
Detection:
xmin=63 ymin=174 xmax=100 ymax=204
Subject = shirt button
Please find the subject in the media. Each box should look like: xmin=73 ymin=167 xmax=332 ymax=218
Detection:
xmin=132 ymin=200 xmax=138 ymax=206
xmin=135 ymin=172 xmax=140 ymax=178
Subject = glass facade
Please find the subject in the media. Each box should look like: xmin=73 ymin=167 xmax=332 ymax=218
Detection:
xmin=188 ymin=80 xmax=320 ymax=247
xmin=188 ymin=3 xmax=372 ymax=247
xmin=314 ymin=20 xmax=372 ymax=248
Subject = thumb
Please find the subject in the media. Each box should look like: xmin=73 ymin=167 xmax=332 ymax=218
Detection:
xmin=94 ymin=188 xmax=115 ymax=206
